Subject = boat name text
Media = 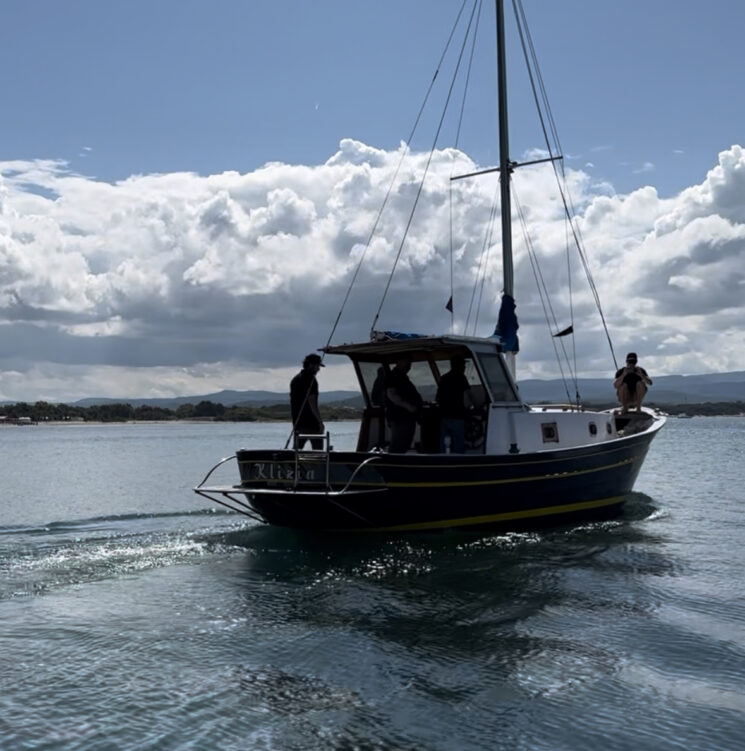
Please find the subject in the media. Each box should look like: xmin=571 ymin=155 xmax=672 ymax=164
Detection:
xmin=245 ymin=463 xmax=317 ymax=482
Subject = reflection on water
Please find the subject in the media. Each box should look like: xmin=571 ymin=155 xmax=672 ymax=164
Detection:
xmin=226 ymin=491 xmax=661 ymax=585
xmin=2 ymin=421 xmax=745 ymax=751
xmin=217 ymin=494 xmax=669 ymax=679
xmin=193 ymin=489 xmax=739 ymax=751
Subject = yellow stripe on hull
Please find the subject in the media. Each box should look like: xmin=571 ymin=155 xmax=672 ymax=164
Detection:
xmin=365 ymin=495 xmax=626 ymax=532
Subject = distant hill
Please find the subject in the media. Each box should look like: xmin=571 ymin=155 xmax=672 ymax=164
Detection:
xmin=72 ymin=389 xmax=361 ymax=408
xmin=518 ymin=371 xmax=745 ymax=405
xmin=10 ymin=371 xmax=745 ymax=408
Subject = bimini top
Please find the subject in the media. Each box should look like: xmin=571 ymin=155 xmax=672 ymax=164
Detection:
xmin=323 ymin=332 xmax=504 ymax=361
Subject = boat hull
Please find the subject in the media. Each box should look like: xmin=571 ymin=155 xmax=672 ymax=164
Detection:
xmin=226 ymin=426 xmax=659 ymax=532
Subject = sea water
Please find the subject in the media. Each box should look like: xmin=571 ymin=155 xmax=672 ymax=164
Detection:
xmin=1 ymin=418 xmax=744 ymax=750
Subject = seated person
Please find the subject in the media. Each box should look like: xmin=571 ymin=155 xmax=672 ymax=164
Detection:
xmin=613 ymin=352 xmax=652 ymax=413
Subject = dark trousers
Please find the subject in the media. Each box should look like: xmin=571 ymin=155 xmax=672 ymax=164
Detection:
xmin=440 ymin=418 xmax=465 ymax=453
xmin=389 ymin=418 xmax=416 ymax=453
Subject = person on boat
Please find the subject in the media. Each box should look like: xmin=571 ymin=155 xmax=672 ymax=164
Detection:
xmin=370 ymin=366 xmax=387 ymax=408
xmin=385 ymin=359 xmax=422 ymax=453
xmin=290 ymin=353 xmax=325 ymax=448
xmin=614 ymin=352 xmax=653 ymax=413
xmin=436 ymin=355 xmax=473 ymax=453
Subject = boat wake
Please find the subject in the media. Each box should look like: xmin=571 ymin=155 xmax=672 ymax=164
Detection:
xmin=0 ymin=509 xmax=249 ymax=601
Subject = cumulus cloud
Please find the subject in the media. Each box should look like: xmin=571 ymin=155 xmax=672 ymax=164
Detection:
xmin=1 ymin=141 xmax=745 ymax=401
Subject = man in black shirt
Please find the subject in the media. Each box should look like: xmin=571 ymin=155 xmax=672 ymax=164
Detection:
xmin=290 ymin=353 xmax=325 ymax=448
xmin=385 ymin=359 xmax=422 ymax=453
xmin=613 ymin=352 xmax=652 ymax=413
xmin=436 ymin=356 xmax=472 ymax=453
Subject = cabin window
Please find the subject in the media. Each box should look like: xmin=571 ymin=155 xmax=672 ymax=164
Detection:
xmin=358 ymin=362 xmax=388 ymax=407
xmin=434 ymin=356 xmax=478 ymax=382
xmin=407 ymin=360 xmax=438 ymax=402
xmin=589 ymin=422 xmax=598 ymax=436
xmin=357 ymin=359 xmax=439 ymax=407
xmin=541 ymin=422 xmax=559 ymax=443
xmin=476 ymin=353 xmax=519 ymax=402
xmin=434 ymin=356 xmax=484 ymax=403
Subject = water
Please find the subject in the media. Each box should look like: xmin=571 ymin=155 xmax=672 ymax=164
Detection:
xmin=1 ymin=418 xmax=744 ymax=750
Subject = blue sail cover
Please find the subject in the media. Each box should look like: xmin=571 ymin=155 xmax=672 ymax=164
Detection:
xmin=494 ymin=294 xmax=519 ymax=352
xmin=372 ymin=330 xmax=427 ymax=341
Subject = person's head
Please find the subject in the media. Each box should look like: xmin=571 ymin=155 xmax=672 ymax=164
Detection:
xmin=394 ymin=358 xmax=411 ymax=373
xmin=625 ymin=352 xmax=638 ymax=366
xmin=450 ymin=355 xmax=466 ymax=373
xmin=302 ymin=353 xmax=324 ymax=372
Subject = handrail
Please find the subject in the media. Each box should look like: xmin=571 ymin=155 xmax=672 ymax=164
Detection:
xmin=193 ymin=450 xmax=388 ymax=526
xmin=195 ymin=454 xmax=237 ymax=489
xmin=293 ymin=431 xmax=331 ymax=489
xmin=338 ymin=454 xmax=381 ymax=494
xmin=531 ymin=403 xmax=585 ymax=412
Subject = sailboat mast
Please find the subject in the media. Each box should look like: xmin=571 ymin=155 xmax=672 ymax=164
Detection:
xmin=496 ymin=0 xmax=513 ymax=298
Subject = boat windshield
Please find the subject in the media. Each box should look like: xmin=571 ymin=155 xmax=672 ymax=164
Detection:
xmin=476 ymin=353 xmax=519 ymax=402
xmin=408 ymin=360 xmax=437 ymax=402
xmin=358 ymin=354 xmax=487 ymax=407
xmin=358 ymin=360 xmax=438 ymax=404
xmin=433 ymin=356 xmax=488 ymax=409
xmin=358 ymin=362 xmax=387 ymax=407
xmin=357 ymin=360 xmax=439 ymax=404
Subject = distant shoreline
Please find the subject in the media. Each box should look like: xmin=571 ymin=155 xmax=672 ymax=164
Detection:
xmin=4 ymin=411 xmax=745 ymax=428
xmin=3 ymin=399 xmax=745 ymax=425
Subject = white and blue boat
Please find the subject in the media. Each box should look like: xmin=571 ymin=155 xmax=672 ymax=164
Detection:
xmin=195 ymin=0 xmax=665 ymax=531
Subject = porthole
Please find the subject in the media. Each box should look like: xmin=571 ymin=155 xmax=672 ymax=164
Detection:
xmin=541 ymin=422 xmax=559 ymax=443
xmin=589 ymin=422 xmax=598 ymax=436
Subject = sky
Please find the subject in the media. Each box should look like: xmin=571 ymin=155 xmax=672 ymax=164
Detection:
xmin=1 ymin=0 xmax=744 ymax=402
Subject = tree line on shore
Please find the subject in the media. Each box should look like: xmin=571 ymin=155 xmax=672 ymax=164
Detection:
xmin=0 ymin=400 xmax=362 ymax=423
xmin=1 ymin=399 xmax=744 ymax=424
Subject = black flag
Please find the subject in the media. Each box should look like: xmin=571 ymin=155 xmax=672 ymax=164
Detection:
xmin=445 ymin=295 xmax=453 ymax=313
xmin=553 ymin=325 xmax=574 ymax=338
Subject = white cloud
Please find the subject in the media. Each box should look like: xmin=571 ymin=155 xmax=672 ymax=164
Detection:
xmin=2 ymin=142 xmax=745 ymax=401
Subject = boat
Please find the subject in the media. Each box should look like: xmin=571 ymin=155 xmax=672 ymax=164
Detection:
xmin=194 ymin=0 xmax=665 ymax=532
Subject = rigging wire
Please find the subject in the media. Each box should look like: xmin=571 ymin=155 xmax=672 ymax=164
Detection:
xmin=282 ymin=0 xmax=471 ymax=449
xmin=464 ymin=175 xmax=499 ymax=335
xmin=319 ymin=0 xmax=471 ymax=354
xmin=564 ymin=208 xmax=579 ymax=401
xmin=472 ymin=181 xmax=500 ymax=335
xmin=513 ymin=182 xmax=574 ymax=403
xmin=448 ymin=187 xmax=454 ymax=333
xmin=449 ymin=0 xmax=483 ymax=333
xmin=370 ymin=0 xmax=480 ymax=336
xmin=512 ymin=0 xmax=619 ymax=375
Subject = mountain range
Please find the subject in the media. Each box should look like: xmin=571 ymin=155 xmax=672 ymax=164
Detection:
xmin=65 ymin=370 xmax=745 ymax=408
xmin=518 ymin=371 xmax=745 ymax=405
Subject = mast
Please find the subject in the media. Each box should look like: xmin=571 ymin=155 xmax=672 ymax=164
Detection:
xmin=496 ymin=0 xmax=513 ymax=298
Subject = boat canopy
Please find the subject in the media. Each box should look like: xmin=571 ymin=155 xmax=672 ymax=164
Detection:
xmin=324 ymin=334 xmax=520 ymax=408
xmin=324 ymin=334 xmax=504 ymax=362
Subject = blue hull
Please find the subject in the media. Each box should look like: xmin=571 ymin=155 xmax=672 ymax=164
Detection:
xmin=233 ymin=429 xmax=657 ymax=531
